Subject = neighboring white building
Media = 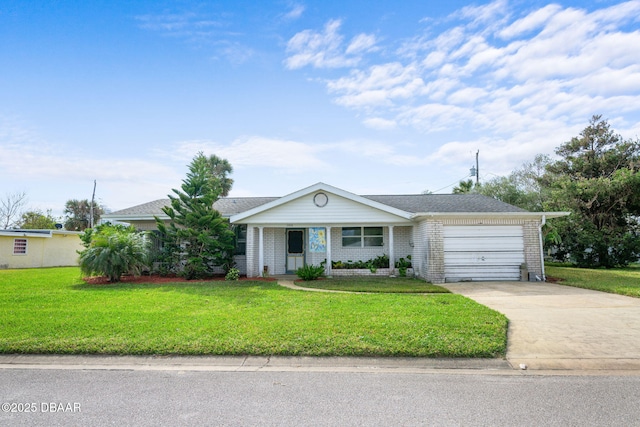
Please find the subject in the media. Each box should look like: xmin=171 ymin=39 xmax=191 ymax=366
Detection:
xmin=103 ymin=183 xmax=568 ymax=283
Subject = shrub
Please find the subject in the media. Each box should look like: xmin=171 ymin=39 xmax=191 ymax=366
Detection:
xmin=225 ymin=268 xmax=240 ymax=281
xmin=395 ymin=256 xmax=413 ymax=277
xmin=296 ymin=264 xmax=325 ymax=281
xmin=329 ymin=255 xmax=390 ymax=270
xmin=79 ymin=225 xmax=150 ymax=282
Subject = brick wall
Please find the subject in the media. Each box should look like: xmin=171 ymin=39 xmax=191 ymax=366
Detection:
xmin=425 ymin=221 xmax=445 ymax=284
xmin=523 ymin=220 xmax=543 ymax=279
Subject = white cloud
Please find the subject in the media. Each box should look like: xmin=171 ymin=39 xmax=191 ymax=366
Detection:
xmin=0 ymin=141 xmax=179 ymax=184
xmin=456 ymin=0 xmax=510 ymax=31
xmin=283 ymin=4 xmax=305 ymax=21
xmin=171 ymin=137 xmax=329 ymax=172
xmin=136 ymin=12 xmax=225 ymax=36
xmin=345 ymin=33 xmax=377 ymax=54
xmin=327 ymin=63 xmax=425 ymax=108
xmin=284 ymin=19 xmax=377 ymax=69
xmin=136 ymin=11 xmax=253 ymax=64
xmin=0 ymin=123 xmax=184 ymax=212
xmin=291 ymin=0 xmax=640 ymax=164
xmin=499 ymin=4 xmax=562 ymax=39
xmin=363 ymin=117 xmax=397 ymax=130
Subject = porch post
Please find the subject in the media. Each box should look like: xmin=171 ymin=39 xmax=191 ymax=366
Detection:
xmin=258 ymin=226 xmax=264 ymax=276
xmin=388 ymin=225 xmax=395 ymax=275
xmin=325 ymin=226 xmax=332 ymax=277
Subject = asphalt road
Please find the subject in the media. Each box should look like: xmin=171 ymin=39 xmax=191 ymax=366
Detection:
xmin=2 ymin=369 xmax=639 ymax=426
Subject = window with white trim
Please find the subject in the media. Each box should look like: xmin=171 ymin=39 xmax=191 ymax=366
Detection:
xmin=341 ymin=227 xmax=383 ymax=247
xmin=13 ymin=238 xmax=27 ymax=255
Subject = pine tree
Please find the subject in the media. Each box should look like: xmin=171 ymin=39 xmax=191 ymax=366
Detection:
xmin=156 ymin=153 xmax=235 ymax=279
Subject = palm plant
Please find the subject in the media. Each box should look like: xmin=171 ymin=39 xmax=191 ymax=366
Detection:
xmin=79 ymin=225 xmax=150 ymax=282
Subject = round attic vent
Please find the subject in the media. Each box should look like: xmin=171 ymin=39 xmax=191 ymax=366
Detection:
xmin=313 ymin=192 xmax=328 ymax=207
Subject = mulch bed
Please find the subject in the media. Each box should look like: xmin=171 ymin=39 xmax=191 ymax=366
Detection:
xmin=83 ymin=274 xmax=277 ymax=285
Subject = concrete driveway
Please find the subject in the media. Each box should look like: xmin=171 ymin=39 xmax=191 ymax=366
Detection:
xmin=443 ymin=282 xmax=640 ymax=370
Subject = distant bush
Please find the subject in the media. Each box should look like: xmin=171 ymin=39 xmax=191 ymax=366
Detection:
xmin=296 ymin=265 xmax=325 ymax=281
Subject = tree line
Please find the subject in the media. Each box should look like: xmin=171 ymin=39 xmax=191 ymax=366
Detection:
xmin=0 ymin=193 xmax=105 ymax=231
xmin=453 ymin=115 xmax=640 ymax=268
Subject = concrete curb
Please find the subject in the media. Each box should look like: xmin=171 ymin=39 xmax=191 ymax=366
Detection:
xmin=0 ymin=354 xmax=512 ymax=374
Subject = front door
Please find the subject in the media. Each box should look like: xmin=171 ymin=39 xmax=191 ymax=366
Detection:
xmin=286 ymin=229 xmax=305 ymax=273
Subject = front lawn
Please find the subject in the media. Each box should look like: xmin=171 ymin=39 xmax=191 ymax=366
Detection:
xmin=0 ymin=268 xmax=506 ymax=357
xmin=295 ymin=277 xmax=449 ymax=293
xmin=546 ymin=264 xmax=640 ymax=298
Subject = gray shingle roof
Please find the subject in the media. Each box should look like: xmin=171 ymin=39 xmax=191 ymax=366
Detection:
xmin=213 ymin=197 xmax=279 ymax=215
xmin=105 ymin=197 xmax=279 ymax=217
xmin=363 ymin=194 xmax=527 ymax=213
xmin=105 ymin=192 xmax=527 ymax=220
xmin=106 ymin=199 xmax=171 ymax=217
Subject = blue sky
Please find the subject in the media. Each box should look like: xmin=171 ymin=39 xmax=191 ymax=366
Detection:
xmin=1 ymin=0 xmax=639 ymax=217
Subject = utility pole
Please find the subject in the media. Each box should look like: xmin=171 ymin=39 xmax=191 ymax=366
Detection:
xmin=89 ymin=180 xmax=96 ymax=228
xmin=475 ymin=150 xmax=479 ymax=186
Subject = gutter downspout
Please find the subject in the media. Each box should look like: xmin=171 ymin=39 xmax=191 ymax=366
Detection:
xmin=539 ymin=215 xmax=546 ymax=281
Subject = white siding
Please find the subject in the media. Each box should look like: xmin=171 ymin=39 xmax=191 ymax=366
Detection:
xmin=443 ymin=225 xmax=524 ymax=282
xmin=239 ymin=192 xmax=409 ymax=225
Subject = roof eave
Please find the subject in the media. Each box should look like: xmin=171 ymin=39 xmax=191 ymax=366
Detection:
xmin=101 ymin=214 xmax=170 ymax=222
xmin=411 ymin=211 xmax=570 ymax=220
xmin=0 ymin=230 xmax=53 ymax=238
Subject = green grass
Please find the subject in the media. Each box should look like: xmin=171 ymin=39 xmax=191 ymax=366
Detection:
xmin=546 ymin=264 xmax=640 ymax=298
xmin=0 ymin=267 xmax=507 ymax=357
xmin=295 ymin=277 xmax=449 ymax=293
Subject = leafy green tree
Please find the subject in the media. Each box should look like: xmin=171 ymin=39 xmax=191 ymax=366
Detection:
xmin=18 ymin=209 xmax=58 ymax=229
xmin=476 ymin=154 xmax=553 ymax=212
xmin=78 ymin=224 xmax=150 ymax=282
xmin=64 ymin=199 xmax=105 ymax=231
xmin=156 ymin=152 xmax=236 ymax=279
xmin=544 ymin=115 xmax=640 ymax=268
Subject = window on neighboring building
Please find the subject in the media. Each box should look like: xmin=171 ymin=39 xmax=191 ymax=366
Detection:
xmin=234 ymin=225 xmax=247 ymax=255
xmin=13 ymin=238 xmax=27 ymax=255
xmin=341 ymin=227 xmax=383 ymax=247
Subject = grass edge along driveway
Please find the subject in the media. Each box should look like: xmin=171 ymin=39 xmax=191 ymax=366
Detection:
xmin=0 ymin=268 xmax=507 ymax=358
xmin=546 ymin=264 xmax=640 ymax=298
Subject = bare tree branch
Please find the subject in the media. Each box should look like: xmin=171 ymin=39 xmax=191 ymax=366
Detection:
xmin=0 ymin=191 xmax=28 ymax=229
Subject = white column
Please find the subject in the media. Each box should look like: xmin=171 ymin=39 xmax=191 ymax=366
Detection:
xmin=388 ymin=225 xmax=395 ymax=276
xmin=258 ymin=226 xmax=264 ymax=276
xmin=325 ymin=226 xmax=332 ymax=277
xmin=246 ymin=226 xmax=255 ymax=277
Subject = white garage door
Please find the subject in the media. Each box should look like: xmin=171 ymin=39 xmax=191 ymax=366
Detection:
xmin=444 ymin=225 xmax=524 ymax=282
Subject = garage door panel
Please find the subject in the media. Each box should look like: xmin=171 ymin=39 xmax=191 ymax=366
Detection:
xmin=444 ymin=267 xmax=521 ymax=281
xmin=444 ymin=226 xmax=523 ymax=238
xmin=443 ymin=225 xmax=524 ymax=282
xmin=444 ymin=252 xmax=525 ymax=265
xmin=444 ymin=240 xmax=524 ymax=252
